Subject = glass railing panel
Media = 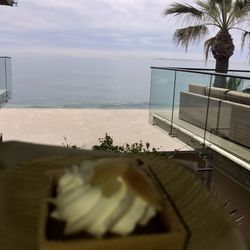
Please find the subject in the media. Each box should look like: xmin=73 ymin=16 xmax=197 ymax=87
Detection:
xmin=172 ymin=70 xmax=212 ymax=142
xmin=205 ymin=74 xmax=250 ymax=163
xmin=0 ymin=57 xmax=12 ymax=105
xmin=0 ymin=58 xmax=6 ymax=90
xmin=5 ymin=57 xmax=12 ymax=99
xmin=149 ymin=67 xmax=250 ymax=162
xmin=0 ymin=57 xmax=7 ymax=105
xmin=149 ymin=68 xmax=175 ymax=123
xmin=239 ymin=77 xmax=250 ymax=93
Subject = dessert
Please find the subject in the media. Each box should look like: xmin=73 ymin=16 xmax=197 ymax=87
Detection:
xmin=49 ymin=157 xmax=165 ymax=238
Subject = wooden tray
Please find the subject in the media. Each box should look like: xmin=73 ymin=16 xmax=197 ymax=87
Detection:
xmin=1 ymin=155 xmax=187 ymax=250
xmin=0 ymin=141 xmax=247 ymax=250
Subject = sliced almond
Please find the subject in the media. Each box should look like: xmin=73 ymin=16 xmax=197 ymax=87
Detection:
xmin=122 ymin=166 xmax=164 ymax=211
xmin=89 ymin=158 xmax=132 ymax=186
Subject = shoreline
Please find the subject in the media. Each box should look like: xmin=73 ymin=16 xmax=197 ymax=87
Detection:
xmin=4 ymin=106 xmax=150 ymax=110
xmin=0 ymin=108 xmax=189 ymax=151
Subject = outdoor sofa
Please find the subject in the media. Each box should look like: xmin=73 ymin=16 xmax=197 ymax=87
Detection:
xmin=179 ymin=84 xmax=250 ymax=148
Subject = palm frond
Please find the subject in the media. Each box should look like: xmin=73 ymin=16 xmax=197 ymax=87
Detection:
xmin=211 ymin=0 xmax=233 ymax=10
xmin=228 ymin=0 xmax=250 ymax=27
xmin=241 ymin=31 xmax=250 ymax=51
xmin=204 ymin=37 xmax=215 ymax=60
xmin=164 ymin=2 xmax=204 ymax=25
xmin=196 ymin=0 xmax=223 ymax=27
xmin=164 ymin=2 xmax=203 ymax=16
xmin=196 ymin=0 xmax=220 ymax=17
xmin=213 ymin=0 xmax=222 ymax=4
xmin=173 ymin=25 xmax=208 ymax=51
xmin=224 ymin=0 xmax=233 ymax=13
xmin=233 ymin=0 xmax=250 ymax=16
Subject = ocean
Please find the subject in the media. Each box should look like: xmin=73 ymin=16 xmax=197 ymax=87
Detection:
xmin=6 ymin=56 xmax=250 ymax=109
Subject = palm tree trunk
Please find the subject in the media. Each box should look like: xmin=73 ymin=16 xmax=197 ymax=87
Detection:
xmin=213 ymin=57 xmax=229 ymax=88
xmin=215 ymin=58 xmax=229 ymax=73
xmin=212 ymin=31 xmax=234 ymax=88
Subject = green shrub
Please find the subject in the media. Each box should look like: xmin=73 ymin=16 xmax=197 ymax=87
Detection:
xmin=92 ymin=133 xmax=159 ymax=154
xmin=62 ymin=133 xmax=184 ymax=159
xmin=62 ymin=136 xmax=79 ymax=149
xmin=226 ymin=78 xmax=241 ymax=91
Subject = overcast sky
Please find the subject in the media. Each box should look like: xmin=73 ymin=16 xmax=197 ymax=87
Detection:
xmin=0 ymin=0 xmax=249 ymax=62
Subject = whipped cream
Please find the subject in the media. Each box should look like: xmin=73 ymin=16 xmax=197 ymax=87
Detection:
xmin=50 ymin=158 xmax=158 ymax=237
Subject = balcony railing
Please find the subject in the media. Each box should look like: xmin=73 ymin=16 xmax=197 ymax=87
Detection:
xmin=149 ymin=67 xmax=250 ymax=166
xmin=0 ymin=57 xmax=12 ymax=107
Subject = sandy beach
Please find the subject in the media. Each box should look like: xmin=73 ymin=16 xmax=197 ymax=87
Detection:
xmin=0 ymin=108 xmax=189 ymax=151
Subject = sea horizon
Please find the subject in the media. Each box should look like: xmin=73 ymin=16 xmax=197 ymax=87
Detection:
xmin=5 ymin=57 xmax=249 ymax=109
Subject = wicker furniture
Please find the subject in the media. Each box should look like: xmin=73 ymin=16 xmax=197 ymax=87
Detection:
xmin=179 ymin=84 xmax=250 ymax=148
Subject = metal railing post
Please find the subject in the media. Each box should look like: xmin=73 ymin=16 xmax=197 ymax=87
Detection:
xmin=170 ymin=70 xmax=177 ymax=135
xmin=202 ymin=74 xmax=213 ymax=151
xmin=4 ymin=58 xmax=8 ymax=101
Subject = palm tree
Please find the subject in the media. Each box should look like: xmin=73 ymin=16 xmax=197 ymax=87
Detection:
xmin=164 ymin=0 xmax=250 ymax=88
